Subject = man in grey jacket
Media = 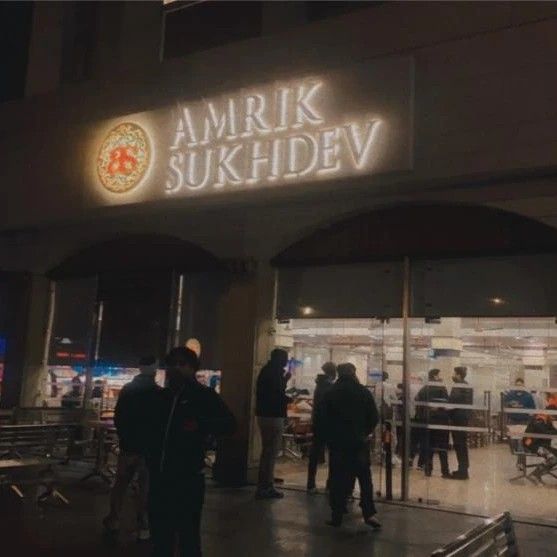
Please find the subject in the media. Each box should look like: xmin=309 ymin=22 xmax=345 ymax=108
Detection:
xmin=255 ymin=348 xmax=291 ymax=499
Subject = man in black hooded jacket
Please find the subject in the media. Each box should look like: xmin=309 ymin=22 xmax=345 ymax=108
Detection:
xmin=147 ymin=347 xmax=236 ymax=557
xmin=307 ymin=361 xmax=336 ymax=491
xmin=316 ymin=363 xmax=380 ymax=529
xmin=103 ymin=356 xmax=159 ymax=540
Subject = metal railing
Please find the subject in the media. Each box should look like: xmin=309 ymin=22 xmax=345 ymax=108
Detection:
xmin=431 ymin=512 xmax=518 ymax=557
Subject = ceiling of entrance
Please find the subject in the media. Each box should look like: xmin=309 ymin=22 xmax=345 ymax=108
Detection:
xmin=281 ymin=317 xmax=557 ymax=360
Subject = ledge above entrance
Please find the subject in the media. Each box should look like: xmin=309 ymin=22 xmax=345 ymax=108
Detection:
xmin=47 ymin=234 xmax=223 ymax=279
xmin=271 ymin=204 xmax=557 ymax=267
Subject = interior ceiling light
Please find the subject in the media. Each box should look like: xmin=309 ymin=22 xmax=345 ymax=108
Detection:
xmin=301 ymin=306 xmax=314 ymax=316
xmin=489 ymin=297 xmax=506 ymax=306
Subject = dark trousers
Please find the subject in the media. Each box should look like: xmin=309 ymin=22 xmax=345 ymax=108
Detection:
xmin=410 ymin=427 xmax=427 ymax=466
xmin=329 ymin=445 xmax=376 ymax=522
xmin=452 ymin=431 xmax=469 ymax=473
xmin=423 ymin=430 xmax=449 ymax=476
xmin=149 ymin=473 xmax=205 ymax=557
xmin=410 ymin=422 xmax=425 ymax=466
xmin=395 ymin=426 xmax=403 ymax=458
xmin=307 ymin=438 xmax=330 ymax=489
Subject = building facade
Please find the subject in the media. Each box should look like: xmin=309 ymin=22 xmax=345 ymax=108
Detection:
xmin=2 ymin=1 xmax=557 ymax=523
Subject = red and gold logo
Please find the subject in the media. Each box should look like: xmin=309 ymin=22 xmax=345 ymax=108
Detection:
xmin=97 ymin=122 xmax=150 ymax=193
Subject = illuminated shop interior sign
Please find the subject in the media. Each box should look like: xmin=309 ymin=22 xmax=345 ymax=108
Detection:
xmin=165 ymin=80 xmax=383 ymax=194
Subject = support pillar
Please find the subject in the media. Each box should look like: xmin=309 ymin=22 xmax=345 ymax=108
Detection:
xmin=0 ymin=274 xmax=51 ymax=409
xmin=213 ymin=262 xmax=275 ymax=486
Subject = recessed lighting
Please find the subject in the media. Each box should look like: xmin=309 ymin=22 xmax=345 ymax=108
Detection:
xmin=489 ymin=297 xmax=506 ymax=306
xmin=301 ymin=306 xmax=314 ymax=316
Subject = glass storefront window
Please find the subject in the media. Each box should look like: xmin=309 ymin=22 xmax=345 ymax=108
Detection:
xmin=407 ymin=317 xmax=557 ymax=524
xmin=272 ymin=253 xmax=557 ymax=526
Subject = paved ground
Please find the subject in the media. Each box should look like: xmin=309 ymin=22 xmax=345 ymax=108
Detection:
xmin=0 ymin=477 xmax=556 ymax=556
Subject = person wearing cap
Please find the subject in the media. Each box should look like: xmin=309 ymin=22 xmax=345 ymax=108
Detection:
xmin=316 ymin=362 xmax=381 ymax=529
xmin=147 ymin=347 xmax=236 ymax=557
xmin=307 ymin=361 xmax=337 ymax=492
xmin=449 ymin=366 xmax=473 ymax=480
xmin=103 ymin=355 xmax=160 ymax=541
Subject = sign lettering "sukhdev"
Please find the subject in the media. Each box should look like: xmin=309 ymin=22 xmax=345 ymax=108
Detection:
xmin=165 ymin=80 xmax=383 ymax=194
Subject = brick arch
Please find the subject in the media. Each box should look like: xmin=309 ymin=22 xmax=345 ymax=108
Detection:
xmin=271 ymin=204 xmax=557 ymax=267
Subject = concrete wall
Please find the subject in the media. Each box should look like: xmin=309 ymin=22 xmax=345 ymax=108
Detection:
xmin=2 ymin=2 xmax=557 ymax=251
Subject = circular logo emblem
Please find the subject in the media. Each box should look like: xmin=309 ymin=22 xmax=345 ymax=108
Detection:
xmin=97 ymin=122 xmax=150 ymax=193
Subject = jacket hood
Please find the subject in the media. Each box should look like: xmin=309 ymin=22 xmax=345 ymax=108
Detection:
xmin=315 ymin=374 xmax=333 ymax=385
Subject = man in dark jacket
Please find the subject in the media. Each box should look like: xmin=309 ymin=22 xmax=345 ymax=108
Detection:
xmin=255 ymin=348 xmax=291 ymax=499
xmin=148 ymin=347 xmax=235 ymax=557
xmin=316 ymin=362 xmax=380 ymax=529
xmin=415 ymin=368 xmax=450 ymax=478
xmin=307 ymin=361 xmax=336 ymax=492
xmin=524 ymin=400 xmax=557 ymax=482
xmin=103 ymin=356 xmax=159 ymax=540
xmin=449 ymin=366 xmax=473 ymax=480
xmin=504 ymin=377 xmax=536 ymax=425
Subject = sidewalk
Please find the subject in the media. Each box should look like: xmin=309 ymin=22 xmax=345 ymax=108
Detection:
xmin=0 ymin=480 xmax=555 ymax=556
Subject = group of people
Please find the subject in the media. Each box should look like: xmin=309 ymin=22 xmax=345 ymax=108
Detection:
xmin=410 ymin=366 xmax=474 ymax=480
xmin=255 ymin=351 xmax=381 ymax=529
xmin=103 ymin=349 xmax=236 ymax=556
xmin=504 ymin=379 xmax=557 ymax=482
xmin=106 ymin=346 xmax=381 ymax=555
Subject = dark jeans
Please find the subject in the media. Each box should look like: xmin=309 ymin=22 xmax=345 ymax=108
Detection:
xmin=149 ymin=472 xmax=205 ymax=557
xmin=452 ymin=431 xmax=469 ymax=473
xmin=395 ymin=426 xmax=403 ymax=458
xmin=307 ymin=438 xmax=329 ymax=489
xmin=422 ymin=429 xmax=449 ymax=476
xmin=410 ymin=422 xmax=425 ymax=466
xmin=410 ymin=427 xmax=427 ymax=466
xmin=329 ymin=444 xmax=376 ymax=522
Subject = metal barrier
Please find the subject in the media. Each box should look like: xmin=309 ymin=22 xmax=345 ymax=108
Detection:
xmin=0 ymin=423 xmax=77 ymax=503
xmin=431 ymin=512 xmax=519 ymax=557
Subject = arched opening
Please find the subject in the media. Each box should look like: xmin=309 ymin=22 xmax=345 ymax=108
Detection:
xmin=268 ymin=204 xmax=557 ymax=524
xmin=42 ymin=234 xmax=225 ymax=416
xmin=47 ymin=233 xmax=222 ymax=279
xmin=272 ymin=203 xmax=557 ymax=267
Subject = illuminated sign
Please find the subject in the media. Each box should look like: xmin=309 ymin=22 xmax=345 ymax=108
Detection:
xmin=97 ymin=122 xmax=151 ymax=193
xmin=165 ymin=79 xmax=383 ymax=194
xmin=92 ymin=58 xmax=413 ymax=203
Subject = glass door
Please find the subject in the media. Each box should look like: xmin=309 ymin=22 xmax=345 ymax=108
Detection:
xmin=272 ymin=317 xmax=403 ymax=501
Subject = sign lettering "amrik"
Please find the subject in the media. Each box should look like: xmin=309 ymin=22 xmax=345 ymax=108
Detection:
xmin=165 ymin=80 xmax=383 ymax=194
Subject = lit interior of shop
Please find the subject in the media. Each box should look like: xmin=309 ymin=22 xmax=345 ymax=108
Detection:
xmin=274 ymin=316 xmax=557 ymax=524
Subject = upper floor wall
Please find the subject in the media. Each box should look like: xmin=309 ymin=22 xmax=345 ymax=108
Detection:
xmin=2 ymin=1 xmax=557 ymax=232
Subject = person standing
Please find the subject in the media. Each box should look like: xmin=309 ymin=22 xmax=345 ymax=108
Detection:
xmin=415 ymin=369 xmax=450 ymax=478
xmin=255 ymin=348 xmax=291 ymax=499
xmin=504 ymin=377 xmax=536 ymax=425
xmin=61 ymin=375 xmax=83 ymax=408
xmin=316 ymin=363 xmax=381 ymax=529
xmin=103 ymin=356 xmax=160 ymax=541
xmin=147 ymin=347 xmax=235 ymax=557
xmin=449 ymin=366 xmax=473 ymax=480
xmin=307 ymin=361 xmax=336 ymax=492
xmin=409 ymin=375 xmax=425 ymax=469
